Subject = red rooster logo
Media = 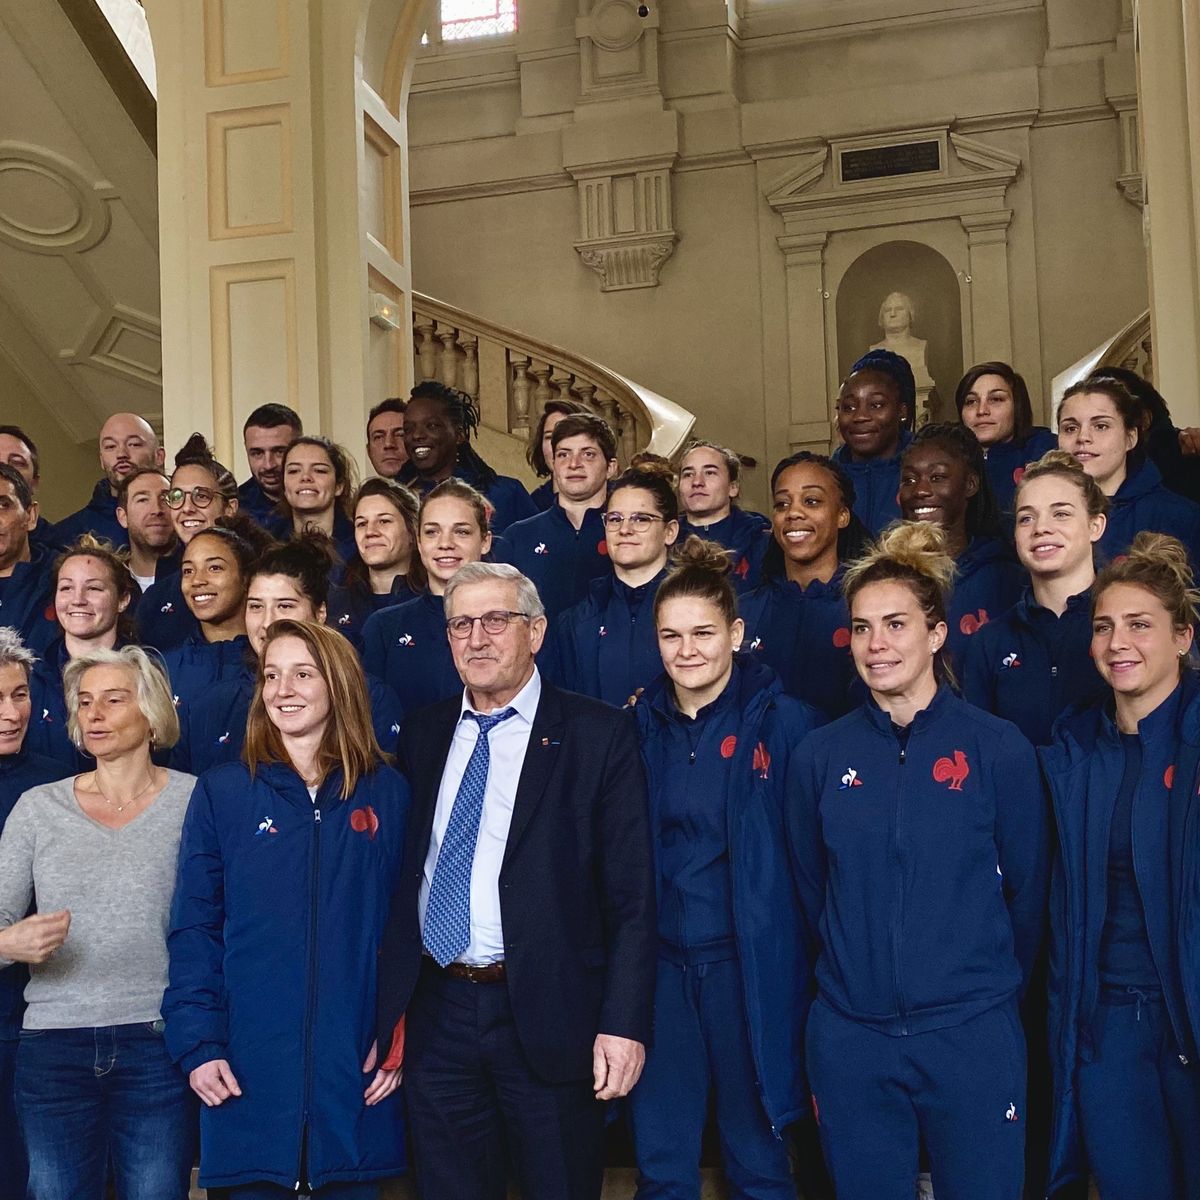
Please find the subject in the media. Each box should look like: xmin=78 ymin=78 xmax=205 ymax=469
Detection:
xmin=932 ymin=750 xmax=970 ymax=791
xmin=959 ymin=611 xmax=989 ymax=636
xmin=350 ymin=806 xmax=379 ymax=840
xmin=752 ymin=742 xmax=771 ymax=779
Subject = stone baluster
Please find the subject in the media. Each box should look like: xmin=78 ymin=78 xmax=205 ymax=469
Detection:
xmin=459 ymin=333 xmax=479 ymax=400
xmin=552 ymin=365 xmax=574 ymax=402
xmin=531 ymin=362 xmax=553 ymax=412
xmin=415 ymin=318 xmax=437 ymax=381
xmin=621 ymin=411 xmax=639 ymax=463
xmin=575 ymin=380 xmax=597 ymax=412
xmin=510 ymin=352 xmax=532 ymax=432
xmin=438 ymin=325 xmax=460 ymax=389
xmin=598 ymin=393 xmax=622 ymax=457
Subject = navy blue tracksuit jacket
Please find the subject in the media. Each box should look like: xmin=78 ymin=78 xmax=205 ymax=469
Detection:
xmin=678 ymin=507 xmax=771 ymax=590
xmin=135 ymin=569 xmax=199 ymax=653
xmin=495 ymin=502 xmax=611 ymax=620
xmin=739 ymin=571 xmax=856 ymax=718
xmin=397 ymin=460 xmax=536 ymax=535
xmin=51 ymin=479 xmax=127 ymax=549
xmin=1040 ymin=680 xmax=1200 ymax=1195
xmin=0 ymin=546 xmax=56 ymax=655
xmin=832 ymin=431 xmax=912 ymax=537
xmin=163 ymin=636 xmax=253 ymax=744
xmin=983 ymin=427 xmax=1057 ymax=516
xmin=164 ymin=762 xmax=410 ymax=1190
xmin=360 ymin=592 xmax=462 ymax=712
xmin=945 ymin=536 xmax=1026 ymax=667
xmin=1100 ymin=457 xmax=1200 ymax=567
xmin=25 ymin=638 xmax=98 ymax=771
xmin=635 ymin=658 xmax=820 ymax=1131
xmin=793 ymin=685 xmax=1050 ymax=1035
xmin=962 ymin=588 xmax=1105 ymax=746
xmin=551 ymin=569 xmax=667 ymax=706
xmin=235 ymin=477 xmax=276 ymax=529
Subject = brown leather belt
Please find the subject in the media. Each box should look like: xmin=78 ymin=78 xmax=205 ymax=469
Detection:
xmin=427 ymin=956 xmax=507 ymax=983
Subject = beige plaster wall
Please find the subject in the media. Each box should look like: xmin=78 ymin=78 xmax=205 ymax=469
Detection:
xmin=407 ymin=0 xmax=1147 ymax=509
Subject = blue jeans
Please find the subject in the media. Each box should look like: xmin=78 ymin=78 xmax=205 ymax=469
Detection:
xmin=0 ymin=1038 xmax=26 ymax=1200
xmin=16 ymin=1023 xmax=196 ymax=1200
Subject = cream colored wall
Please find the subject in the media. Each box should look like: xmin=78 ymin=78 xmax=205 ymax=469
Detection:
xmin=406 ymin=0 xmax=1148 ymax=509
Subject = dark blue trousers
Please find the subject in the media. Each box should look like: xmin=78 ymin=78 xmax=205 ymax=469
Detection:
xmin=15 ymin=1023 xmax=196 ymax=1200
xmin=1077 ymin=992 xmax=1200 ymax=1200
xmin=0 ymin=1038 xmax=25 ymax=1200
xmin=628 ymin=955 xmax=793 ymax=1199
xmin=404 ymin=960 xmax=607 ymax=1200
xmin=807 ymin=999 xmax=1026 ymax=1200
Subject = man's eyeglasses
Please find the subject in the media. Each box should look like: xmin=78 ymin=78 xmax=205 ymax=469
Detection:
xmin=602 ymin=512 xmax=664 ymax=531
xmin=446 ymin=611 xmax=530 ymax=639
xmin=163 ymin=486 xmax=218 ymax=510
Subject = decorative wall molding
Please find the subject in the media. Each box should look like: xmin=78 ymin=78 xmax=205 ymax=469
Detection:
xmin=0 ymin=143 xmax=115 ymax=254
xmin=575 ymin=0 xmax=662 ymax=109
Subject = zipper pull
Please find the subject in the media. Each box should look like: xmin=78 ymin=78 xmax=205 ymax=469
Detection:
xmin=314 ymin=808 xmax=321 ymax=824
xmin=689 ymin=751 xmax=696 ymax=764
xmin=899 ymin=748 xmax=906 ymax=765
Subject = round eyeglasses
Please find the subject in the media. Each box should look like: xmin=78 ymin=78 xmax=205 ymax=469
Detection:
xmin=446 ymin=611 xmax=530 ymax=639
xmin=163 ymin=486 xmax=218 ymax=510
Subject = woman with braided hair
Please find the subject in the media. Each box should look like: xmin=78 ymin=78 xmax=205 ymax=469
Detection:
xmin=398 ymin=381 xmax=536 ymax=533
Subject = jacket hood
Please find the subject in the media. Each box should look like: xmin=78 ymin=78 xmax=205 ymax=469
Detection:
xmin=832 ymin=428 xmax=913 ymax=470
xmin=1113 ymin=455 xmax=1164 ymax=504
xmin=958 ymin=535 xmax=1016 ymax=575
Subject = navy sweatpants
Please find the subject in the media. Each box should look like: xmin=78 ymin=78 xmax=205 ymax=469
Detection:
xmin=628 ymin=955 xmax=793 ymax=1199
xmin=1077 ymin=992 xmax=1200 ymax=1200
xmin=807 ymin=998 xmax=1026 ymax=1200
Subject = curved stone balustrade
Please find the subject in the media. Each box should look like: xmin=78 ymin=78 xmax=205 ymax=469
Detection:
xmin=1050 ymin=309 xmax=1152 ymax=417
xmin=412 ymin=292 xmax=694 ymax=465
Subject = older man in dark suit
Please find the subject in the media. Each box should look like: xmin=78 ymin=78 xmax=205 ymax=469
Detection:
xmin=378 ymin=560 xmax=655 ymax=1199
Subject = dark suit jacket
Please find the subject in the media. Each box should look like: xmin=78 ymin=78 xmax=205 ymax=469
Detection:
xmin=377 ymin=679 xmax=656 ymax=1083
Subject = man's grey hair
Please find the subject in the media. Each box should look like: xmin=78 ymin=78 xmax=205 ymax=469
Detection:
xmin=443 ymin=561 xmax=546 ymax=622
xmin=0 ymin=626 xmax=36 ymax=682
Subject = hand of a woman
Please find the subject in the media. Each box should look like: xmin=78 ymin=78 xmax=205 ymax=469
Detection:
xmin=190 ymin=1059 xmax=242 ymax=1107
xmin=0 ymin=909 xmax=70 ymax=963
xmin=362 ymin=1039 xmax=402 ymax=1106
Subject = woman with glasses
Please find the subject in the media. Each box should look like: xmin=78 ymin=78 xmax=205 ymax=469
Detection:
xmin=323 ymin=480 xmax=426 ymax=647
xmin=175 ymin=535 xmax=402 ymax=774
xmin=25 ymin=535 xmax=140 ymax=770
xmin=360 ymin=479 xmax=494 ymax=712
xmin=552 ymin=463 xmax=680 ymax=705
xmin=279 ymin=437 xmax=359 ymax=569
xmin=136 ymin=435 xmax=240 ymax=652
xmin=164 ymin=620 xmax=409 ymax=1199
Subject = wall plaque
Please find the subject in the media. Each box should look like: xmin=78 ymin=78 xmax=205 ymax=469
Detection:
xmin=840 ymin=140 xmax=941 ymax=183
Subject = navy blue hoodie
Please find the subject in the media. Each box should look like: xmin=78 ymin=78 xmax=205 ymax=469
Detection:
xmin=793 ymin=685 xmax=1050 ymax=1036
xmin=678 ymin=507 xmax=772 ymax=590
xmin=738 ymin=571 xmax=857 ymax=718
xmin=164 ymin=761 xmax=409 ymax=1190
xmin=495 ymin=503 xmax=610 ymax=621
xmin=235 ymin=476 xmax=277 ymax=529
xmin=551 ymin=569 xmax=667 ymax=706
xmin=361 ymin=592 xmax=461 ymax=712
xmin=163 ymin=635 xmax=253 ymax=736
xmin=1099 ymin=456 xmax=1200 ymax=567
xmin=398 ymin=459 xmax=536 ymax=534
xmin=26 ymin=638 xmax=98 ymax=771
xmin=961 ymin=588 xmax=1105 ymax=746
xmin=1040 ymin=678 xmax=1200 ymax=1193
xmin=945 ymin=536 xmax=1026 ymax=666
xmin=635 ymin=656 xmax=820 ymax=1131
xmin=0 ymin=745 xmax=70 ymax=1039
xmin=51 ymin=479 xmax=127 ymax=549
xmin=135 ymin=568 xmax=199 ymax=653
xmin=0 ymin=545 xmax=56 ymax=655
xmin=831 ymin=431 xmax=913 ymax=536
xmin=983 ymin=427 xmax=1057 ymax=515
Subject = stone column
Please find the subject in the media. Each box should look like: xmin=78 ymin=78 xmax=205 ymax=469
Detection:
xmin=777 ymin=232 xmax=832 ymax=454
xmin=1135 ymin=0 xmax=1200 ymax=423
xmin=143 ymin=0 xmax=425 ymax=463
xmin=960 ymin=211 xmax=1014 ymax=364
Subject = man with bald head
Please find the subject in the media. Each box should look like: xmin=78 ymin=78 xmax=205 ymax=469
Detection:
xmin=52 ymin=412 xmax=165 ymax=547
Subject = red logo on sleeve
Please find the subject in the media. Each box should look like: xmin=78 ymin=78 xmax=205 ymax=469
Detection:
xmin=1012 ymin=466 xmax=1026 ymax=485
xmin=1164 ymin=764 xmax=1176 ymax=789
xmin=720 ymin=735 xmax=738 ymax=759
xmin=350 ymin=806 xmax=379 ymax=840
xmin=735 ymin=556 xmax=750 ymax=579
xmin=597 ymin=539 xmax=609 ymax=556
xmin=959 ymin=610 xmax=990 ymax=636
xmin=933 ymin=750 xmax=970 ymax=791
xmin=832 ymin=627 xmax=851 ymax=648
xmin=752 ymin=742 xmax=771 ymax=778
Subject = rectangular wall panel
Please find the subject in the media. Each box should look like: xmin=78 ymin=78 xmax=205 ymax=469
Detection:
xmin=206 ymin=105 xmax=294 ymax=238
xmin=203 ymin=0 xmax=289 ymax=86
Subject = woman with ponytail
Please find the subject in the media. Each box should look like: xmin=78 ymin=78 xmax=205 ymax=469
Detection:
xmin=739 ymin=451 xmax=868 ymax=717
xmin=1041 ymin=533 xmax=1200 ymax=1199
xmin=963 ymin=451 xmax=1110 ymax=746
xmin=628 ymin=536 xmax=820 ymax=1197
xmin=794 ymin=521 xmax=1050 ymax=1200
xmin=898 ymin=422 xmax=1026 ymax=663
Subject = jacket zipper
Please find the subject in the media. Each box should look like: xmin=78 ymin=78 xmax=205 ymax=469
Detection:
xmin=295 ymin=803 xmax=322 ymax=1191
xmin=892 ymin=737 xmax=909 ymax=1034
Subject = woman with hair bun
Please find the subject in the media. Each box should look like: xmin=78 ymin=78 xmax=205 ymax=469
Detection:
xmin=1041 ymin=532 xmax=1200 ymax=1199
xmin=739 ymin=452 xmax=868 ymax=718
xmin=1058 ymin=374 xmax=1200 ymax=566
xmin=175 ymin=534 xmax=402 ymax=775
xmin=963 ymin=451 xmax=1110 ymax=746
xmin=794 ymin=521 xmax=1050 ymax=1200
xmin=898 ymin=422 xmax=1026 ymax=663
xmin=553 ymin=463 xmax=680 ymax=705
xmin=629 ymin=536 xmax=820 ymax=1198
xmin=955 ymin=362 xmax=1057 ymax=515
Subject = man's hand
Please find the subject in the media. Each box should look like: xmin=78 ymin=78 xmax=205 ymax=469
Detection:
xmin=0 ymin=910 xmax=70 ymax=964
xmin=592 ymin=1033 xmax=645 ymax=1100
xmin=362 ymin=1039 xmax=402 ymax=1106
xmin=190 ymin=1059 xmax=242 ymax=1107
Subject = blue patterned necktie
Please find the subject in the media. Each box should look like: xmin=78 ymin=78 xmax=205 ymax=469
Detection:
xmin=423 ymin=707 xmax=518 ymax=967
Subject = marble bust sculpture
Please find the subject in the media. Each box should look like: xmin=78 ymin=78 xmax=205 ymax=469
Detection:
xmin=870 ymin=291 xmax=934 ymax=390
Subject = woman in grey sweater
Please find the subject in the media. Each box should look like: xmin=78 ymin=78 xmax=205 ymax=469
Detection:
xmin=0 ymin=645 xmax=197 ymax=1200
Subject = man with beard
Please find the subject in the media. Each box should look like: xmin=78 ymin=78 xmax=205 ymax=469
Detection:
xmin=53 ymin=413 xmax=165 ymax=547
xmin=116 ymin=467 xmax=179 ymax=593
xmin=238 ymin=404 xmax=302 ymax=529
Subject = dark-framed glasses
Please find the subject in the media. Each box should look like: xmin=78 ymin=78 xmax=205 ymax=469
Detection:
xmin=163 ymin=486 xmax=218 ymax=510
xmin=602 ymin=511 xmax=664 ymax=531
xmin=446 ymin=610 xmax=530 ymax=639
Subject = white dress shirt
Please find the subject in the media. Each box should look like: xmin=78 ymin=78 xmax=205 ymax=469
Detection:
xmin=418 ymin=668 xmax=542 ymax=965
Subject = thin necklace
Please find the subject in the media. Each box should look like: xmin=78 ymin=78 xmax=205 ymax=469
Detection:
xmin=94 ymin=769 xmax=157 ymax=813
